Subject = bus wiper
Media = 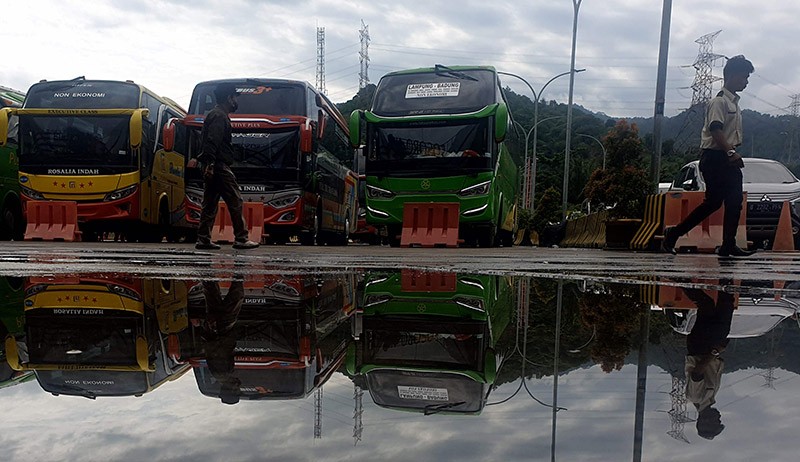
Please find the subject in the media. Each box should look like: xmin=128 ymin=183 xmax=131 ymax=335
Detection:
xmin=424 ymin=401 xmax=466 ymax=415
xmin=434 ymin=64 xmax=478 ymax=82
xmin=47 ymin=383 xmax=97 ymax=400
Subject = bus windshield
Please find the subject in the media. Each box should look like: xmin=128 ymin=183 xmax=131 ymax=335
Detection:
xmin=231 ymin=128 xmax=299 ymax=169
xmin=37 ymin=370 xmax=148 ymax=397
xmin=18 ymin=115 xmax=134 ymax=170
xmin=372 ymin=68 xmax=496 ymax=117
xmin=366 ymin=119 xmax=491 ymax=175
xmin=24 ymin=81 xmax=140 ymax=109
xmin=26 ymin=314 xmax=140 ymax=366
xmin=189 ymin=82 xmax=306 ymax=116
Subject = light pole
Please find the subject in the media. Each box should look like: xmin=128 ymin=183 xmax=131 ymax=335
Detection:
xmin=577 ymin=133 xmax=606 ymax=170
xmin=498 ymin=69 xmax=584 ymax=212
xmin=562 ymin=0 xmax=583 ymax=220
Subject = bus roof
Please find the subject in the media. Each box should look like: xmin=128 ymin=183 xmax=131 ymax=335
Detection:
xmin=0 ymin=85 xmax=25 ymax=107
xmin=380 ymin=64 xmax=497 ymax=78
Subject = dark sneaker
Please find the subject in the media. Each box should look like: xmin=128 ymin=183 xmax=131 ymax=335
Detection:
xmin=196 ymin=241 xmax=221 ymax=250
xmin=718 ymin=245 xmax=754 ymax=257
xmin=232 ymin=239 xmax=260 ymax=250
xmin=661 ymin=227 xmax=678 ymax=255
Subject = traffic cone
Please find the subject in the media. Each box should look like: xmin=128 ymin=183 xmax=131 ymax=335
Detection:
xmin=772 ymin=201 xmax=795 ymax=252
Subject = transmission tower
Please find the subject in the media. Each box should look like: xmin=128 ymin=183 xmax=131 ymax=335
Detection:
xmin=316 ymin=27 xmax=326 ymax=94
xmin=353 ymin=385 xmax=364 ymax=445
xmin=790 ymin=94 xmax=800 ymax=117
xmin=314 ymin=388 xmax=323 ymax=439
xmin=690 ymin=30 xmax=724 ymax=107
xmin=359 ymin=20 xmax=370 ymax=89
xmin=665 ymin=375 xmax=692 ymax=443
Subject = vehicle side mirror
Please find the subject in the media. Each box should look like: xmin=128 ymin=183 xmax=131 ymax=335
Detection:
xmin=317 ymin=109 xmax=326 ymax=139
xmin=162 ymin=118 xmax=177 ymax=152
xmin=494 ymin=103 xmax=509 ymax=142
xmin=349 ymin=110 xmax=363 ymax=148
xmin=130 ymin=108 xmax=149 ymax=148
xmin=682 ymin=178 xmax=697 ymax=191
xmin=0 ymin=108 xmax=14 ymax=147
xmin=300 ymin=120 xmax=313 ymax=153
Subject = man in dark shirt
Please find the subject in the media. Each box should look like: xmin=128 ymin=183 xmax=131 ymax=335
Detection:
xmin=195 ymin=83 xmax=259 ymax=250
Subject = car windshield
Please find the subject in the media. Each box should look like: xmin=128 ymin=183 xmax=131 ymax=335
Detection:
xmin=743 ymin=161 xmax=799 ymax=184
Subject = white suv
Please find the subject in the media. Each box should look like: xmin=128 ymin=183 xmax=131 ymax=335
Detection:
xmin=669 ymin=157 xmax=800 ymax=249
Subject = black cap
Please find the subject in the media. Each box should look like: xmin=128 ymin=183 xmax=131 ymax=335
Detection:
xmin=213 ymin=82 xmax=239 ymax=102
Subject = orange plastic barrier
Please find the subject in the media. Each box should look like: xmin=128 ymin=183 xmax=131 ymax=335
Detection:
xmin=400 ymin=202 xmax=460 ymax=247
xmin=211 ymin=201 xmax=264 ymax=244
xmin=400 ymin=269 xmax=456 ymax=292
xmin=772 ymin=201 xmax=795 ymax=252
xmin=661 ymin=191 xmax=747 ymax=253
xmin=24 ymin=200 xmax=81 ymax=241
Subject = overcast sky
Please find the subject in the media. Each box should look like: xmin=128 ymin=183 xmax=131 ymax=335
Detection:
xmin=2 ymin=1 xmax=799 ymax=118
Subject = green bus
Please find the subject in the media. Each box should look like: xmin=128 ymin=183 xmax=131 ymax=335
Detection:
xmin=346 ymin=271 xmax=513 ymax=415
xmin=0 ymin=86 xmax=25 ymax=240
xmin=349 ymin=65 xmax=519 ymax=247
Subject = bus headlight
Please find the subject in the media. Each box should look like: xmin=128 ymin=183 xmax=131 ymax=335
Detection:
xmin=268 ymin=194 xmax=300 ymax=209
xmin=367 ymin=185 xmax=395 ymax=199
xmin=459 ymin=181 xmax=491 ymax=197
xmin=185 ymin=190 xmax=203 ymax=206
xmin=453 ymin=296 xmax=485 ymax=312
xmin=20 ymin=186 xmax=45 ymax=200
xmin=104 ymin=185 xmax=137 ymax=202
xmin=108 ymin=284 xmax=142 ymax=301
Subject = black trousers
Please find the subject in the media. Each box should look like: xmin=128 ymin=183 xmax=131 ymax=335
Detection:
xmin=197 ymin=162 xmax=249 ymax=243
xmin=673 ymin=149 xmax=743 ymax=247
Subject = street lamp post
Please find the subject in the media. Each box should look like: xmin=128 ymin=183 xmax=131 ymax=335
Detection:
xmin=562 ymin=0 xmax=583 ymax=220
xmin=577 ymin=133 xmax=606 ymax=170
xmin=498 ymin=69 xmax=584 ymax=212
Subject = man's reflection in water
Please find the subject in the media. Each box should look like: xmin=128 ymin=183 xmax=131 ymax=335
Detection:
xmin=683 ymin=284 xmax=735 ymax=440
xmin=202 ymin=280 xmax=244 ymax=405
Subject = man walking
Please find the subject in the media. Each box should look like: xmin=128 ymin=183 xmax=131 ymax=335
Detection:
xmin=195 ymin=83 xmax=259 ymax=250
xmin=663 ymin=55 xmax=755 ymax=257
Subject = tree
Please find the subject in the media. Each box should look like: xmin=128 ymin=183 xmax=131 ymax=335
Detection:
xmin=582 ymin=120 xmax=650 ymax=219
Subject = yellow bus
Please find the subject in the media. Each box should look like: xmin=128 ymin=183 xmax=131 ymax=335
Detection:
xmin=4 ymin=275 xmax=190 ymax=398
xmin=0 ymin=78 xmax=189 ymax=242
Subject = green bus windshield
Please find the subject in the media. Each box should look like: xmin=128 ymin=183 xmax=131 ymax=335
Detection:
xmin=366 ymin=119 xmax=492 ymax=175
xmin=24 ymin=81 xmax=140 ymax=109
xmin=372 ymin=69 xmax=496 ymax=117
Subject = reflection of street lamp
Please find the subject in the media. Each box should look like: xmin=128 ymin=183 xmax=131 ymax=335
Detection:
xmin=577 ymin=133 xmax=607 ymax=170
xmin=563 ymin=0 xmax=584 ymax=220
xmin=499 ymin=69 xmax=584 ymax=212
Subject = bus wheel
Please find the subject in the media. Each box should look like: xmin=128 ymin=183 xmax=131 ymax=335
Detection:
xmin=0 ymin=201 xmax=22 ymax=240
xmin=332 ymin=216 xmax=350 ymax=246
xmin=477 ymin=226 xmax=497 ymax=248
xmin=301 ymin=209 xmax=321 ymax=245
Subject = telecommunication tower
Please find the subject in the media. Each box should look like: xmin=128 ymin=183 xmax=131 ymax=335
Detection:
xmin=314 ymin=388 xmax=323 ymax=439
xmin=316 ymin=27 xmax=327 ymax=94
xmin=690 ymin=30 xmax=724 ymax=107
xmin=359 ymin=20 xmax=371 ymax=89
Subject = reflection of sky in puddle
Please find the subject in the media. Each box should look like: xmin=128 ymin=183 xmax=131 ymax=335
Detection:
xmin=1 ymin=272 xmax=799 ymax=460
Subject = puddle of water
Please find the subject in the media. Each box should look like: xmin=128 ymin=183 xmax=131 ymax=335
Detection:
xmin=1 ymin=271 xmax=799 ymax=460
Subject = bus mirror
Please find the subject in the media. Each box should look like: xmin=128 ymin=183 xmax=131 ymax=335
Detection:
xmin=494 ymin=103 xmax=509 ymax=142
xmin=345 ymin=343 xmax=356 ymax=376
xmin=349 ymin=110 xmax=363 ymax=148
xmin=130 ymin=109 xmax=149 ymax=148
xmin=484 ymin=348 xmax=497 ymax=384
xmin=300 ymin=121 xmax=313 ymax=153
xmin=0 ymin=108 xmax=12 ymax=147
xmin=162 ymin=119 xmax=176 ymax=152
xmin=317 ymin=110 xmax=326 ymax=139
xmin=136 ymin=336 xmax=154 ymax=372
xmin=5 ymin=335 xmax=21 ymax=370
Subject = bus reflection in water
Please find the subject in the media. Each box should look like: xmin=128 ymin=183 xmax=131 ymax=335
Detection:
xmin=346 ymin=270 xmax=513 ymax=415
xmin=181 ymin=274 xmax=356 ymax=404
xmin=3 ymin=276 xmax=191 ymax=398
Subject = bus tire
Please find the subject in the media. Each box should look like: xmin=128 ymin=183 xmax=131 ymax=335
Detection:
xmin=0 ymin=199 xmax=23 ymax=241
